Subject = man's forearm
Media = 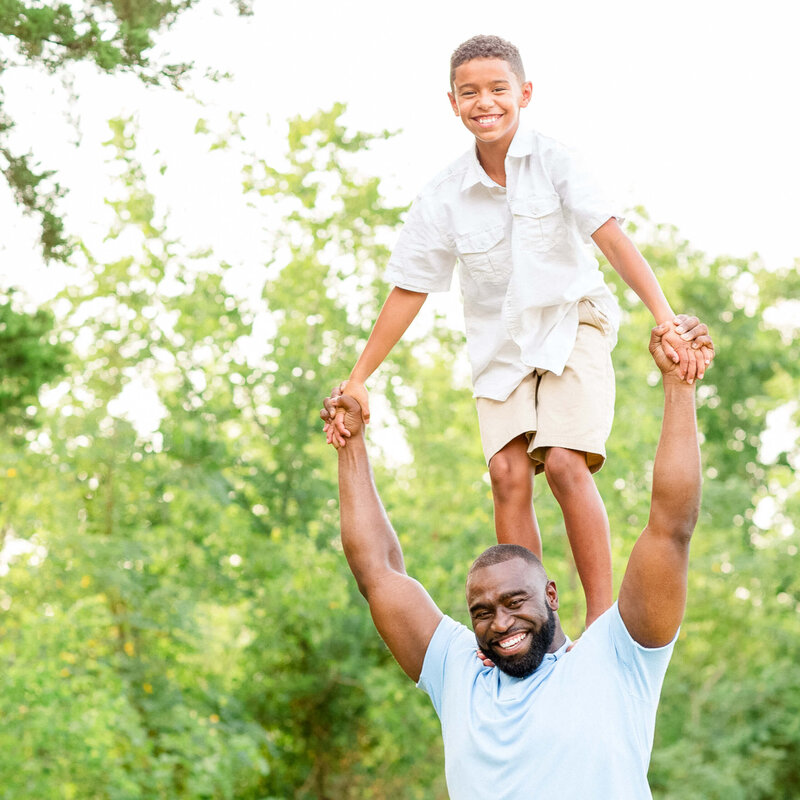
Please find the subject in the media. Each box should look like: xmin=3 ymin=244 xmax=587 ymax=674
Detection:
xmin=648 ymin=377 xmax=701 ymax=538
xmin=338 ymin=435 xmax=406 ymax=596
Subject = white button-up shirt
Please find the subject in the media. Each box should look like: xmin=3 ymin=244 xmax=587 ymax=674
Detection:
xmin=385 ymin=127 xmax=621 ymax=401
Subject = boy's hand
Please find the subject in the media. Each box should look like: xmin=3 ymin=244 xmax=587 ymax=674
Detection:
xmin=342 ymin=379 xmax=370 ymax=424
xmin=675 ymin=314 xmax=714 ymax=371
xmin=658 ymin=314 xmax=714 ymax=384
xmin=650 ymin=319 xmax=713 ymax=380
xmin=321 ymin=387 xmax=364 ymax=448
xmin=325 ymin=379 xmax=370 ymax=448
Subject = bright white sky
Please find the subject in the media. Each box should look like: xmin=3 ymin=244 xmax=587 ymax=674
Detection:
xmin=2 ymin=0 xmax=799 ymax=298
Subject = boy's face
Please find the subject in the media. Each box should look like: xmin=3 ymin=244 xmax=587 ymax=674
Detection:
xmin=448 ymin=58 xmax=532 ymax=149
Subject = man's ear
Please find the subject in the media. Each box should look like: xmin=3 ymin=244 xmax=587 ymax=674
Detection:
xmin=545 ymin=580 xmax=559 ymax=610
xmin=447 ymin=91 xmax=460 ymax=116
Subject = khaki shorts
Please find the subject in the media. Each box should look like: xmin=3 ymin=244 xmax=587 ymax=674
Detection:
xmin=476 ymin=299 xmax=615 ymax=473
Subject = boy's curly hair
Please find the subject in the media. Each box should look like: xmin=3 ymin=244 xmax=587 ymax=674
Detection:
xmin=449 ymin=35 xmax=526 ymax=89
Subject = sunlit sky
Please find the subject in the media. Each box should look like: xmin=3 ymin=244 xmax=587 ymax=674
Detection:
xmin=2 ymin=0 xmax=799 ymax=297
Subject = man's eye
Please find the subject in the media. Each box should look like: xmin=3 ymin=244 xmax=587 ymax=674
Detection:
xmin=507 ymin=600 xmax=522 ymax=608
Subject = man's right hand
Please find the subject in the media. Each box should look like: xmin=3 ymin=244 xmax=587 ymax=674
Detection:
xmin=325 ymin=379 xmax=370 ymax=448
xmin=322 ymin=387 xmax=364 ymax=448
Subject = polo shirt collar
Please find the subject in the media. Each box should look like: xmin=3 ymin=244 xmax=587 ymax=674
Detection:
xmin=546 ymin=636 xmax=571 ymax=663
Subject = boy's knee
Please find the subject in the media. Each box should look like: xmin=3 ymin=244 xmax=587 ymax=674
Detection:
xmin=543 ymin=447 xmax=589 ymax=490
xmin=488 ymin=450 xmax=531 ymax=499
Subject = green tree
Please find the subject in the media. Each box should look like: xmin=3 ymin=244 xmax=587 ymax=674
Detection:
xmin=0 ymin=0 xmax=252 ymax=261
xmin=0 ymin=291 xmax=68 ymax=429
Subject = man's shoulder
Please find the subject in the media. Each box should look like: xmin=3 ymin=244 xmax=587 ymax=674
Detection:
xmin=421 ymin=615 xmax=476 ymax=670
xmin=568 ymin=603 xmax=677 ymax=682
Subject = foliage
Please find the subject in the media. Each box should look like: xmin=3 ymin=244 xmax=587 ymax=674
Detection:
xmin=0 ymin=106 xmax=798 ymax=798
xmin=0 ymin=0 xmax=252 ymax=260
xmin=0 ymin=291 xmax=68 ymax=429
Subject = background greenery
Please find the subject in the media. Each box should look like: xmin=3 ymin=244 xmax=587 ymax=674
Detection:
xmin=2 ymin=5 xmax=800 ymax=797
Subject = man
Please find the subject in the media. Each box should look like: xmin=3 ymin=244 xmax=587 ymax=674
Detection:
xmin=321 ymin=319 xmax=710 ymax=799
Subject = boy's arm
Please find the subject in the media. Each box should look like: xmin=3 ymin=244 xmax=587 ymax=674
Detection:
xmin=617 ymin=322 xmax=701 ymax=647
xmin=592 ymin=218 xmax=712 ymax=382
xmin=321 ymin=390 xmax=443 ymax=681
xmin=327 ymin=286 xmax=427 ymax=446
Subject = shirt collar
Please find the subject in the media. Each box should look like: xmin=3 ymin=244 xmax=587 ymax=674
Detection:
xmin=459 ymin=126 xmax=537 ymax=191
xmin=461 ymin=145 xmax=497 ymax=190
xmin=546 ymin=636 xmax=571 ymax=662
xmin=506 ymin=125 xmax=536 ymax=159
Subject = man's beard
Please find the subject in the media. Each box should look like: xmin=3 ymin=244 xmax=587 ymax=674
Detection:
xmin=482 ymin=605 xmax=557 ymax=678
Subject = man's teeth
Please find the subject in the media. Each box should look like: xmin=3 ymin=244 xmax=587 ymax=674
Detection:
xmin=499 ymin=633 xmax=526 ymax=649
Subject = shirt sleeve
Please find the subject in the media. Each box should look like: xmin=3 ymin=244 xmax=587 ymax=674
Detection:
xmin=416 ymin=615 xmax=474 ymax=716
xmin=544 ymin=142 xmax=622 ymax=240
xmin=608 ymin=602 xmax=677 ymax=702
xmin=385 ymin=193 xmax=457 ymax=293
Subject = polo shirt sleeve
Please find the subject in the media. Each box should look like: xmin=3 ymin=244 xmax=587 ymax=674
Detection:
xmin=416 ymin=615 xmax=475 ymax=716
xmin=544 ymin=142 xmax=622 ymax=240
xmin=385 ymin=194 xmax=457 ymax=293
xmin=608 ymin=602 xmax=677 ymax=701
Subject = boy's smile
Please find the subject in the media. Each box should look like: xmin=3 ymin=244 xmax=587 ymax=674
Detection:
xmin=448 ymin=57 xmax=532 ymax=151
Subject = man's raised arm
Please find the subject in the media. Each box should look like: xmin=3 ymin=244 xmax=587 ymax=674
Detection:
xmin=321 ymin=390 xmax=442 ymax=681
xmin=618 ymin=318 xmax=712 ymax=647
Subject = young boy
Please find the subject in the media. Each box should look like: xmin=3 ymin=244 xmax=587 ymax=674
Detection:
xmin=326 ymin=35 xmax=712 ymax=627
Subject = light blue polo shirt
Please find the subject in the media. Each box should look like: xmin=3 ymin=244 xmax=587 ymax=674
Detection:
xmin=417 ymin=602 xmax=675 ymax=799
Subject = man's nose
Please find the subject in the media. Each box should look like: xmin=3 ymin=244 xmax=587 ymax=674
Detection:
xmin=491 ymin=608 xmax=514 ymax=632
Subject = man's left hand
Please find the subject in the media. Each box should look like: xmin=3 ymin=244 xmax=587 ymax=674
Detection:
xmin=659 ymin=314 xmax=714 ymax=383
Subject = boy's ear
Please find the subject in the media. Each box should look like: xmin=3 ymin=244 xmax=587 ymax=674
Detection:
xmin=520 ymin=81 xmax=533 ymax=108
xmin=447 ymin=91 xmax=459 ymax=116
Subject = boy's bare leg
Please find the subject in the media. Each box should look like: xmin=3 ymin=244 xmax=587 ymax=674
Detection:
xmin=543 ymin=446 xmax=613 ymax=628
xmin=488 ymin=434 xmax=543 ymax=560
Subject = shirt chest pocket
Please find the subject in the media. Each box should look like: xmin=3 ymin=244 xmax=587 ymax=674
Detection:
xmin=510 ymin=193 xmax=567 ymax=253
xmin=454 ymin=224 xmax=511 ymax=285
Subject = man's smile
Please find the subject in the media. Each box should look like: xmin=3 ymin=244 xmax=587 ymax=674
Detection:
xmin=494 ymin=630 xmax=529 ymax=654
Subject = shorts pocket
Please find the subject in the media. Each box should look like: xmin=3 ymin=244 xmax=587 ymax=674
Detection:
xmin=454 ymin=224 xmax=511 ymax=284
xmin=510 ymin=193 xmax=566 ymax=253
xmin=578 ymin=298 xmax=612 ymax=336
